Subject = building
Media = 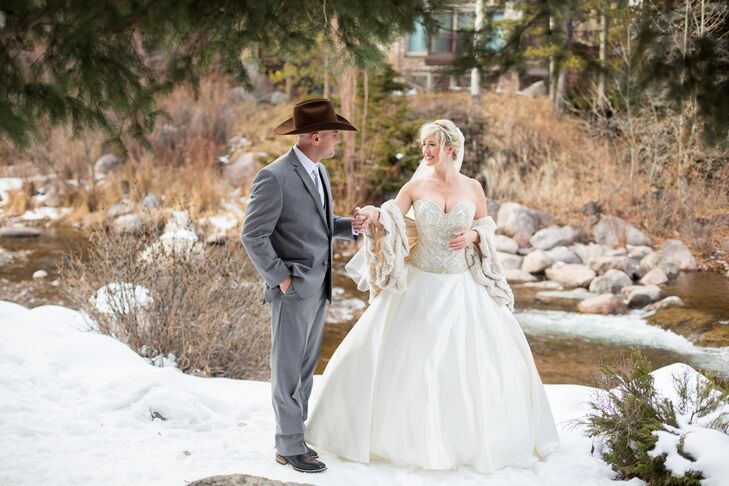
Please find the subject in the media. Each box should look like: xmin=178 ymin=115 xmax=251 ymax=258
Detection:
xmin=386 ymin=1 xmax=526 ymax=92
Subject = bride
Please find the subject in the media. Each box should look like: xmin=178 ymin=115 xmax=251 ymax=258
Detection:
xmin=305 ymin=119 xmax=559 ymax=474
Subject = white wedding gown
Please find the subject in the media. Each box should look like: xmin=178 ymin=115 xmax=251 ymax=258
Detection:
xmin=305 ymin=199 xmax=559 ymax=474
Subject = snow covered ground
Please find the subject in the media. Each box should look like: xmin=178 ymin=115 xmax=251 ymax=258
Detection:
xmin=0 ymin=301 xmax=726 ymax=486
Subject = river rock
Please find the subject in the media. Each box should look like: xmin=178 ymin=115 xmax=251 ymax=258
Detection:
xmin=640 ymin=252 xmax=680 ymax=279
xmin=497 ymin=202 xmax=541 ymax=247
xmin=606 ymin=248 xmax=627 ymax=257
xmin=165 ymin=210 xmax=194 ymax=233
xmin=640 ymin=268 xmax=668 ymax=286
xmin=593 ymin=215 xmax=651 ymax=247
xmin=113 ymin=214 xmax=145 ymax=235
xmin=270 ymin=91 xmax=288 ymax=104
xmin=94 ymin=154 xmax=123 ymax=180
xmin=42 ymin=182 xmax=65 ymax=208
xmin=621 ymin=284 xmax=661 ymax=307
xmin=223 ymin=152 xmax=267 ymax=186
xmin=588 ymin=269 xmax=633 ymax=294
xmin=188 ymin=473 xmax=312 ymax=486
xmin=588 ymin=256 xmax=639 ymax=277
xmin=578 ymin=294 xmax=627 ymax=315
xmin=628 ymin=245 xmax=653 ymax=260
xmin=546 ymin=246 xmax=581 ymax=264
xmin=522 ymin=249 xmax=554 ymax=274
xmin=0 ymin=226 xmax=41 ymax=238
xmin=522 ymin=280 xmax=564 ymax=290
xmin=494 ymin=235 xmax=519 ymax=254
xmin=487 ymin=199 xmax=500 ymax=218
xmin=142 ymin=194 xmax=160 ymax=209
xmin=545 ymin=262 xmax=597 ymax=288
xmin=529 ymin=225 xmax=579 ymax=251
xmin=496 ymin=251 xmax=523 ymax=270
xmin=645 ymin=296 xmax=684 ymax=312
xmin=659 ymin=239 xmax=697 ymax=271
xmin=107 ymin=201 xmax=134 ymax=218
xmin=536 ymin=288 xmax=596 ymax=303
xmin=571 ymin=243 xmax=609 ymax=265
xmin=626 ymin=225 xmax=651 ymax=246
xmin=32 ymin=269 xmax=48 ymax=279
xmin=504 ymin=269 xmax=537 ymax=283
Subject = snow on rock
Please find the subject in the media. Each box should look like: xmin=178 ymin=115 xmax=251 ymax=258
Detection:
xmin=91 ymin=282 xmax=154 ymax=315
xmin=0 ymin=299 xmax=646 ymax=486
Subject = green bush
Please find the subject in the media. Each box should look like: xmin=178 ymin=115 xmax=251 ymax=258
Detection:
xmin=576 ymin=350 xmax=729 ymax=485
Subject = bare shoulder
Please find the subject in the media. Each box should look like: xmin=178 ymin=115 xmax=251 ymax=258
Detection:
xmin=463 ymin=175 xmax=486 ymax=197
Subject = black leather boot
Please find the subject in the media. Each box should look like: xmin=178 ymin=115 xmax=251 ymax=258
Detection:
xmin=275 ymin=453 xmax=327 ymax=473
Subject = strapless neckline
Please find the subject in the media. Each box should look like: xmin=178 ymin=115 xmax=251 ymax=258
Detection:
xmin=412 ymin=198 xmax=476 ymax=216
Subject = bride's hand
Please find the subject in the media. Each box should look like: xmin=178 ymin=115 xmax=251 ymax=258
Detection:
xmin=448 ymin=230 xmax=478 ymax=250
xmin=358 ymin=205 xmax=381 ymax=230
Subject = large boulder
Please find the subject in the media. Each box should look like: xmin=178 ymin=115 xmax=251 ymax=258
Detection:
xmin=645 ymin=296 xmax=684 ymax=312
xmin=536 ymin=288 xmax=597 ymax=303
xmin=222 ymin=151 xmax=267 ymax=186
xmin=640 ymin=252 xmax=680 ymax=279
xmin=546 ymin=245 xmax=582 ymax=264
xmin=529 ymin=225 xmax=580 ymax=251
xmin=571 ymin=243 xmax=610 ymax=265
xmin=496 ymin=202 xmax=541 ymax=247
xmin=545 ymin=262 xmax=597 ymax=288
xmin=494 ymin=235 xmax=519 ymax=254
xmin=504 ymin=269 xmax=537 ymax=283
xmin=94 ymin=154 xmax=123 ymax=181
xmin=0 ymin=226 xmax=42 ymax=238
xmin=593 ymin=215 xmax=651 ymax=247
xmin=522 ymin=249 xmax=555 ymax=274
xmin=640 ymin=268 xmax=668 ymax=286
xmin=620 ymin=284 xmax=662 ymax=307
xmin=627 ymin=245 xmax=653 ymax=260
xmin=496 ymin=251 xmax=523 ymax=270
xmin=578 ymin=294 xmax=628 ymax=315
xmin=112 ymin=214 xmax=144 ymax=235
xmin=487 ymin=199 xmax=500 ymax=219
xmin=588 ymin=256 xmax=639 ymax=277
xmin=659 ymin=239 xmax=697 ymax=271
xmin=588 ymin=269 xmax=633 ymax=294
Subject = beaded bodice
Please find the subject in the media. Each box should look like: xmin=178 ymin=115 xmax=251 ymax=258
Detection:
xmin=408 ymin=199 xmax=476 ymax=274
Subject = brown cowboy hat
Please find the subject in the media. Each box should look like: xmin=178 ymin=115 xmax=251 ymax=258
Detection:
xmin=273 ymin=98 xmax=357 ymax=135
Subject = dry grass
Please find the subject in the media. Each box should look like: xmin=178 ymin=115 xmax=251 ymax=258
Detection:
xmin=60 ymin=229 xmax=271 ymax=380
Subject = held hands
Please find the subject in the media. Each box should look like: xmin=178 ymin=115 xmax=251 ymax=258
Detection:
xmin=353 ymin=206 xmax=377 ymax=233
xmin=448 ymin=230 xmax=478 ymax=250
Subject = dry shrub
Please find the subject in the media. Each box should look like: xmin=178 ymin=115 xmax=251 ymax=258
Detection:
xmin=61 ymin=229 xmax=271 ymax=380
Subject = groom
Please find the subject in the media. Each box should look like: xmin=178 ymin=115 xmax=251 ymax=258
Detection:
xmin=241 ymin=98 xmax=367 ymax=473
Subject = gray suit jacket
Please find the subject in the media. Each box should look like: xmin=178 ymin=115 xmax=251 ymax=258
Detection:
xmin=241 ymin=148 xmax=356 ymax=302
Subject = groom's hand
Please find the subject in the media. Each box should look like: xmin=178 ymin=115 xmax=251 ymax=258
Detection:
xmin=279 ymin=275 xmax=292 ymax=294
xmin=352 ymin=207 xmax=370 ymax=233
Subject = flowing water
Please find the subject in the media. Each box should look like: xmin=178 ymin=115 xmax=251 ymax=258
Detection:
xmin=2 ymin=229 xmax=728 ymax=386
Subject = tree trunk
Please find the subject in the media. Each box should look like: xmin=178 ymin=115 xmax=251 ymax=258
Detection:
xmin=554 ymin=12 xmax=573 ymax=116
xmin=548 ymin=16 xmax=557 ymax=102
xmin=597 ymin=5 xmax=610 ymax=112
xmin=358 ymin=70 xmax=369 ymax=204
xmin=470 ymin=0 xmax=485 ymax=106
xmin=338 ymin=68 xmax=357 ymax=208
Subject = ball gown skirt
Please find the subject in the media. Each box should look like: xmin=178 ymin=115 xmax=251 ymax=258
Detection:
xmin=305 ymin=263 xmax=560 ymax=474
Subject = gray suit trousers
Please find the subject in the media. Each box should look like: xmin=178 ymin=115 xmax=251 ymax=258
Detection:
xmin=268 ymin=283 xmax=327 ymax=456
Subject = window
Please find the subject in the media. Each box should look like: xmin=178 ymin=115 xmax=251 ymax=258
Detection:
xmin=406 ymin=19 xmax=428 ymax=54
xmin=429 ymin=12 xmax=454 ymax=55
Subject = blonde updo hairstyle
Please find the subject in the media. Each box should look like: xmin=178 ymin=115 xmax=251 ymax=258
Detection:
xmin=418 ymin=119 xmax=463 ymax=165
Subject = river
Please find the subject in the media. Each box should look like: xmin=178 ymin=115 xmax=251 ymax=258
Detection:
xmin=2 ymin=229 xmax=728 ymax=386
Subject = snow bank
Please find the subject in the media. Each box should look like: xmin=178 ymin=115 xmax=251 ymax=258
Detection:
xmin=2 ymin=301 xmax=720 ymax=485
